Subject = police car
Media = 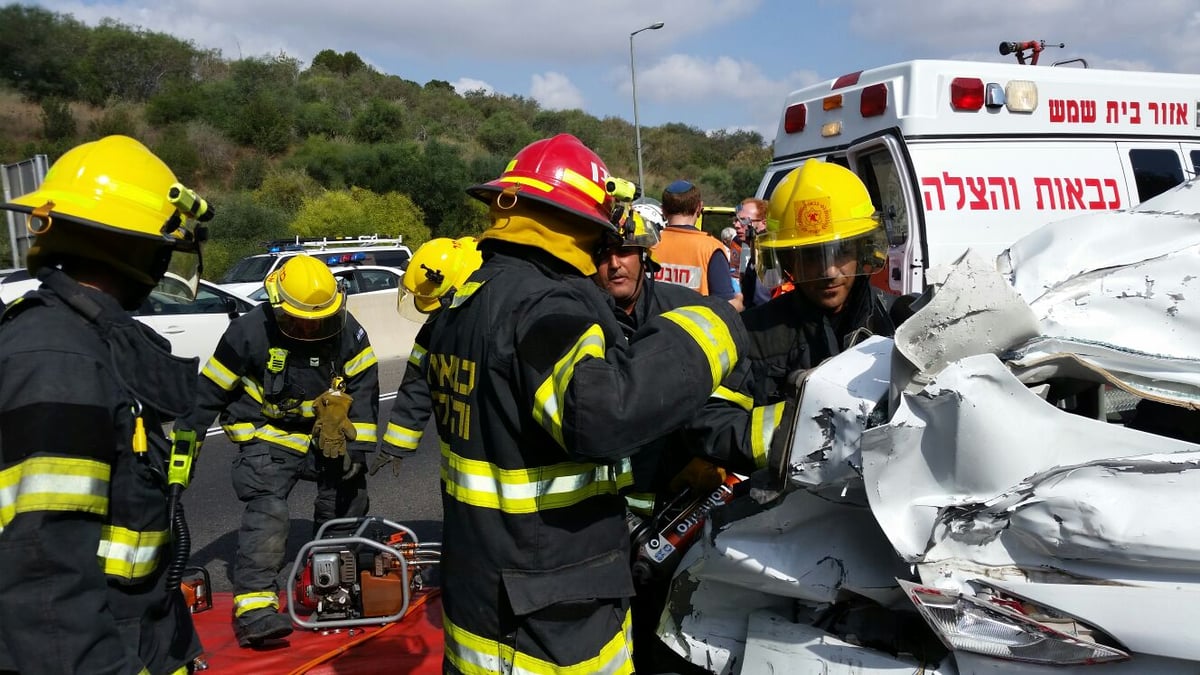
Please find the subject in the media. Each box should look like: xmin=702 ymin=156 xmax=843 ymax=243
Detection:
xmin=218 ymin=235 xmax=411 ymax=297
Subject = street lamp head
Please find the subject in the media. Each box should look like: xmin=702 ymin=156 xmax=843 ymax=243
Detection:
xmin=632 ymin=21 xmax=665 ymax=36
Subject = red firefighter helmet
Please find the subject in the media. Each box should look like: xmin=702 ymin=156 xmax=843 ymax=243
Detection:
xmin=467 ymin=134 xmax=617 ymax=232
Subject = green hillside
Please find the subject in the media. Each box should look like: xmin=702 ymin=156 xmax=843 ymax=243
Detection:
xmin=0 ymin=4 xmax=771 ymax=278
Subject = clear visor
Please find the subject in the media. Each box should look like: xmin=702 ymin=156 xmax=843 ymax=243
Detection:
xmin=756 ymin=228 xmax=887 ymax=286
xmin=273 ymin=305 xmax=346 ymax=341
xmin=397 ymin=288 xmax=435 ymax=324
xmin=159 ymin=250 xmax=202 ymax=302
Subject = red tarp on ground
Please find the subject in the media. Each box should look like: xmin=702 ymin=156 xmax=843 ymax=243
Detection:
xmin=191 ymin=590 xmax=443 ymax=674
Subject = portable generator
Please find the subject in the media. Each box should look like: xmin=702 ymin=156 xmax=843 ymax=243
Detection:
xmin=285 ymin=516 xmax=441 ymax=629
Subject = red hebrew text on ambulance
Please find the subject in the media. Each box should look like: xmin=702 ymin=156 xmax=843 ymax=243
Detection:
xmin=762 ymin=58 xmax=1200 ymax=294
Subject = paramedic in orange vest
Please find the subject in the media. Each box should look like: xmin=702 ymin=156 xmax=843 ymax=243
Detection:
xmin=652 ymin=179 xmax=743 ymax=310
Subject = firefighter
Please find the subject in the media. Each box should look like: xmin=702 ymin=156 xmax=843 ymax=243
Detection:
xmin=374 ymin=237 xmax=482 ymax=471
xmin=0 ymin=135 xmax=208 ymax=674
xmin=429 ymin=133 xmax=746 ymax=674
xmin=744 ymin=160 xmax=897 ymax=405
xmin=173 ymin=254 xmax=379 ymax=647
xmin=594 ymin=205 xmax=767 ymax=673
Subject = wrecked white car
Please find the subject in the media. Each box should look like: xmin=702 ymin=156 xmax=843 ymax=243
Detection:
xmin=660 ymin=180 xmax=1200 ymax=674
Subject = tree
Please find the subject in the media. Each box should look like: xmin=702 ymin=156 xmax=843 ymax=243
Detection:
xmin=477 ymin=110 xmax=536 ymax=155
xmin=290 ymin=187 xmax=430 ymax=246
xmin=310 ymin=49 xmax=368 ymax=77
xmin=0 ymin=5 xmax=87 ymax=100
xmin=77 ymin=19 xmax=206 ymax=104
xmin=350 ymin=98 xmax=406 ymax=144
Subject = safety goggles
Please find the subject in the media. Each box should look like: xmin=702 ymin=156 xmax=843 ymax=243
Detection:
xmin=734 ymin=216 xmax=765 ymax=227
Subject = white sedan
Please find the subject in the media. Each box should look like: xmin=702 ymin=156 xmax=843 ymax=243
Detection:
xmin=0 ymin=272 xmax=256 ymax=366
xmin=245 ymin=265 xmax=404 ymax=303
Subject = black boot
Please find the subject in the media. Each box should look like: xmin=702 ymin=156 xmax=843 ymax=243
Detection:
xmin=234 ymin=608 xmax=294 ymax=648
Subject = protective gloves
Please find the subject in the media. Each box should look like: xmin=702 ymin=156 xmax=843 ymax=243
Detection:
xmin=312 ymin=388 xmax=356 ymax=460
xmin=368 ymin=450 xmax=404 ymax=477
xmin=668 ymin=457 xmax=727 ymax=495
xmin=341 ymin=448 xmax=366 ymax=481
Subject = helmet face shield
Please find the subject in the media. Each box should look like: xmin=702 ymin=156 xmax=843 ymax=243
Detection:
xmin=159 ymin=248 xmax=202 ymax=302
xmin=757 ymin=224 xmax=887 ymax=286
xmin=273 ymin=304 xmax=346 ymax=341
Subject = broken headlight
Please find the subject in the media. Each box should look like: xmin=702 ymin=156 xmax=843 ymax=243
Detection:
xmin=899 ymin=579 xmax=1129 ymax=665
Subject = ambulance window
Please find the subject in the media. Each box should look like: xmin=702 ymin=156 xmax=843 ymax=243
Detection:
xmin=1129 ymin=149 xmax=1184 ymax=202
xmin=1190 ymin=150 xmax=1200 ymax=177
xmin=856 ymin=151 xmax=908 ymax=246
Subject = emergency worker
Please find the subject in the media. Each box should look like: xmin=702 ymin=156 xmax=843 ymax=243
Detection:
xmin=174 ymin=254 xmax=379 ymax=647
xmin=0 ymin=135 xmax=208 ymax=674
xmin=744 ymin=160 xmax=896 ymax=404
xmin=375 ymin=237 xmax=482 ymax=469
xmin=652 ymin=180 xmax=742 ymax=309
xmin=593 ymin=207 xmax=765 ymax=673
xmin=429 ymin=134 xmax=746 ymax=674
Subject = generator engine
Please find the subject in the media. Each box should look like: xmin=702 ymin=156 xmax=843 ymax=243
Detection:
xmin=287 ymin=517 xmax=440 ymax=629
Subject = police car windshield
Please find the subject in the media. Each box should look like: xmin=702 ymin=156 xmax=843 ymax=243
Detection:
xmin=220 ymin=256 xmax=278 ymax=283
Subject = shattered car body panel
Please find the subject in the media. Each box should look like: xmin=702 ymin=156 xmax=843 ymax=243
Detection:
xmin=662 ymin=180 xmax=1200 ymax=673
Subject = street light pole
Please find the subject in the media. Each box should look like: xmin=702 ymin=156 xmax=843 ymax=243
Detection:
xmin=630 ymin=21 xmax=664 ymax=195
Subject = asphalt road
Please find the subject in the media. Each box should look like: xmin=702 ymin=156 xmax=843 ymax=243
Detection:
xmin=180 ymin=358 xmax=443 ymax=593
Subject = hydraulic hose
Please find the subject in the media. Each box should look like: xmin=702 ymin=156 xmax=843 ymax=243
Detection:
xmin=165 ymin=487 xmax=191 ymax=592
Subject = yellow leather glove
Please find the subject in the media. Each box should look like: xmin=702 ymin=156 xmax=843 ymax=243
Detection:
xmin=669 ymin=457 xmax=727 ymax=495
xmin=312 ymin=389 xmax=356 ymax=459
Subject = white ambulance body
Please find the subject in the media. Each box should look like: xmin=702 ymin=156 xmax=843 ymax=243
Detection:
xmin=760 ymin=59 xmax=1200 ymax=293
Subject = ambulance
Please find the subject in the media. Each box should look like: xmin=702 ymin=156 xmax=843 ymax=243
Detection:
xmin=761 ymin=53 xmax=1200 ymax=293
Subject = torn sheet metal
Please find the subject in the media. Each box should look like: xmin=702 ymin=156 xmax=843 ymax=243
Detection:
xmin=785 ymin=335 xmax=892 ymax=488
xmin=739 ymin=609 xmax=957 ymax=675
xmin=861 ymin=353 xmax=1200 ymax=563
xmin=895 ymin=250 xmax=1039 ymax=376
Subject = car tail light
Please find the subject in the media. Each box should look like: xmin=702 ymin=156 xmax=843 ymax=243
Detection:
xmin=950 ymin=77 xmax=985 ymax=111
xmin=823 ymin=93 xmax=843 ymax=111
xmin=784 ymin=103 xmax=807 ymax=133
xmin=900 ymin=579 xmax=1130 ymax=666
xmin=861 ymin=83 xmax=887 ymax=117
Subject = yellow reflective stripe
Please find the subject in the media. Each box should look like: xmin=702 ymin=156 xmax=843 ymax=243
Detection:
xmin=660 ymin=306 xmax=737 ymax=389
xmin=532 ymin=324 xmax=605 ymax=449
xmin=383 ymin=423 xmax=422 ymax=450
xmin=501 ymin=175 xmax=554 ymax=194
xmin=201 ymin=356 xmax=239 ymax=391
xmin=441 ymin=442 xmax=627 ymax=514
xmin=222 ymin=422 xmax=257 ymax=443
xmin=408 ymin=343 xmax=427 ymax=367
xmin=0 ymin=457 xmax=110 ymax=528
xmin=444 ymin=607 xmax=633 ymax=675
xmin=560 ymin=168 xmax=607 ymax=205
xmin=97 ymin=525 xmax=167 ymax=580
xmin=352 ymin=422 xmax=378 ymax=443
xmin=255 ymin=425 xmax=312 ymax=454
xmin=624 ymin=493 xmax=655 ymax=516
xmin=450 ymin=280 xmax=485 ymax=309
xmin=712 ymin=385 xmax=753 ymax=411
xmin=344 ymin=345 xmax=378 ymax=377
xmin=166 ymin=667 xmax=187 ymax=675
xmin=233 ymin=591 xmax=279 ymax=617
xmin=750 ymin=402 xmax=785 ymax=470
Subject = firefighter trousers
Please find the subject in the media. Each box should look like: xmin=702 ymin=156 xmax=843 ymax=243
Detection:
xmin=230 ymin=442 xmax=369 ymax=597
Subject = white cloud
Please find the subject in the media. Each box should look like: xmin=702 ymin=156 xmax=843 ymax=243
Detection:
xmin=451 ymin=78 xmax=494 ymax=95
xmin=845 ymin=0 xmax=1200 ymax=73
xmin=531 ymin=72 xmax=585 ymax=110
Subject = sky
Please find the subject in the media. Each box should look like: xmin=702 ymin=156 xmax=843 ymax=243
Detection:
xmin=26 ymin=0 xmax=1200 ymax=142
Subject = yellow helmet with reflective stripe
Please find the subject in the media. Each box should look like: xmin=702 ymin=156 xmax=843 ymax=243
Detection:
xmin=0 ymin=135 xmax=210 ymax=296
xmin=760 ymin=160 xmax=879 ymax=249
xmin=401 ymin=237 xmax=483 ymax=314
xmin=5 ymin=135 xmax=204 ymax=246
xmin=265 ymin=255 xmax=344 ymax=320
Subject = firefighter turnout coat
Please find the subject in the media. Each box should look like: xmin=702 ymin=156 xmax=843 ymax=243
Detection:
xmin=429 ymin=242 xmax=745 ymax=674
xmin=381 ymin=319 xmax=435 ymax=456
xmin=179 ymin=304 xmax=379 ymax=460
xmin=0 ymin=270 xmax=201 ymax=675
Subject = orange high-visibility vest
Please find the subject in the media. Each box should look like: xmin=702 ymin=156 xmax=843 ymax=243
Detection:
xmin=652 ymin=226 xmax=726 ymax=296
